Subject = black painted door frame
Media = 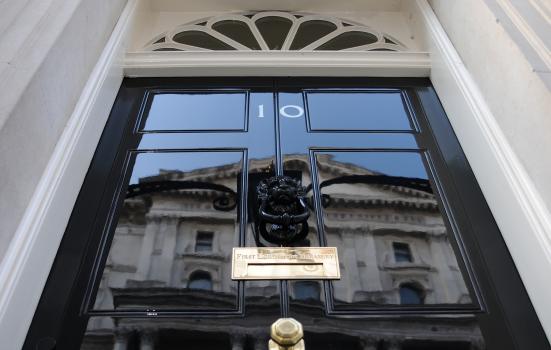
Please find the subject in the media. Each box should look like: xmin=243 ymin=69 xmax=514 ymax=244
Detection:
xmin=24 ymin=77 xmax=550 ymax=350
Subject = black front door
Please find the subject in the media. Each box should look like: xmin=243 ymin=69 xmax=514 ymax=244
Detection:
xmin=25 ymin=78 xmax=549 ymax=350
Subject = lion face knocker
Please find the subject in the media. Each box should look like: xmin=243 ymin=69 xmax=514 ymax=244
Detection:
xmin=255 ymin=175 xmax=310 ymax=246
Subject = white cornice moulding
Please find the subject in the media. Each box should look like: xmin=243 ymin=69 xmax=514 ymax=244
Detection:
xmin=124 ymin=51 xmax=431 ymax=77
xmin=416 ymin=0 xmax=551 ymax=341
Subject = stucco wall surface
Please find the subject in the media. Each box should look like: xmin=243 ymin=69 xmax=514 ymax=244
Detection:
xmin=0 ymin=0 xmax=127 ymax=261
xmin=429 ymin=0 xmax=551 ymax=214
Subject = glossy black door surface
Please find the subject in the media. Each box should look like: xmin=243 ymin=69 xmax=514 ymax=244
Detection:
xmin=25 ymin=78 xmax=550 ymax=350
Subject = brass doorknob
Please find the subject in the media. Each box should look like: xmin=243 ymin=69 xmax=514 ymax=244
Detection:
xmin=269 ymin=318 xmax=305 ymax=350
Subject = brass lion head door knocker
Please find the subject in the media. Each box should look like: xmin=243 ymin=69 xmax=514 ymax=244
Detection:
xmin=255 ymin=175 xmax=310 ymax=246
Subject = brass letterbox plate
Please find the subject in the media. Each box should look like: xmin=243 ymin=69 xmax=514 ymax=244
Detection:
xmin=231 ymin=247 xmax=340 ymax=280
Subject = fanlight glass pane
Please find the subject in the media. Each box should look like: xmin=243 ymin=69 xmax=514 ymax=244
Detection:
xmin=255 ymin=16 xmax=293 ymax=50
xmin=91 ymin=151 xmax=242 ymax=311
xmin=316 ymin=31 xmax=377 ymax=50
xmin=173 ymin=30 xmax=235 ymax=50
xmin=290 ymin=20 xmax=337 ymax=50
xmin=142 ymin=92 xmax=247 ymax=131
xmin=314 ymin=151 xmax=474 ymax=309
xmin=154 ymin=48 xmax=182 ymax=51
xmin=306 ymin=91 xmax=413 ymax=131
xmin=212 ymin=20 xmax=261 ymax=50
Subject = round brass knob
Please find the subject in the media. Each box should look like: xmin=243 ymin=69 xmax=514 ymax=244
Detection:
xmin=270 ymin=318 xmax=303 ymax=346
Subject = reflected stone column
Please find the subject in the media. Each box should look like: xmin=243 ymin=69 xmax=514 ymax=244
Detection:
xmin=113 ymin=329 xmax=129 ymax=350
xmin=360 ymin=336 xmax=378 ymax=350
xmin=231 ymin=333 xmax=246 ymax=350
xmin=140 ymin=330 xmax=156 ymax=350
xmin=428 ymin=235 xmax=456 ymax=302
xmin=136 ymin=216 xmax=161 ymax=280
xmin=387 ymin=338 xmax=402 ymax=350
xmin=158 ymin=216 xmax=179 ymax=283
xmin=343 ymin=232 xmax=362 ymax=302
xmin=470 ymin=338 xmax=485 ymax=350
xmin=363 ymin=233 xmax=383 ymax=292
xmin=253 ymin=335 xmax=268 ymax=350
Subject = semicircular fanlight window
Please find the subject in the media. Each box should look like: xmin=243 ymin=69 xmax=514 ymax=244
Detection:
xmin=212 ymin=20 xmax=261 ymax=50
xmin=173 ymin=30 xmax=236 ymax=50
xmin=255 ymin=16 xmax=293 ymax=50
xmin=290 ymin=20 xmax=338 ymax=50
xmin=145 ymin=12 xmax=407 ymax=52
xmin=316 ymin=31 xmax=378 ymax=50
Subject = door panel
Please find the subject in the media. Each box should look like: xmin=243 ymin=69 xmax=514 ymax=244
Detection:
xmin=24 ymin=78 xmax=550 ymax=350
xmin=91 ymin=151 xmax=244 ymax=312
xmin=305 ymin=90 xmax=414 ymax=131
xmin=313 ymin=150 xmax=474 ymax=308
xmin=140 ymin=90 xmax=249 ymax=132
xmin=277 ymin=80 xmax=488 ymax=350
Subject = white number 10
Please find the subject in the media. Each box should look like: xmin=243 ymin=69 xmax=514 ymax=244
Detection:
xmin=256 ymin=104 xmax=304 ymax=119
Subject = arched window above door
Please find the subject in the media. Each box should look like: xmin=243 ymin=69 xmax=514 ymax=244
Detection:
xmin=144 ymin=11 xmax=407 ymax=52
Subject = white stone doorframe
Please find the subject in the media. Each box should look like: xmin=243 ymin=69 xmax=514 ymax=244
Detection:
xmin=1 ymin=0 xmax=550 ymax=349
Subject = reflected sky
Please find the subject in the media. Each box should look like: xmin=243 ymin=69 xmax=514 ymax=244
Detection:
xmin=130 ymin=151 xmax=242 ymax=184
xmin=306 ymin=92 xmax=412 ymax=131
xmin=144 ymin=92 xmax=247 ymax=131
xmin=325 ymin=152 xmax=429 ymax=179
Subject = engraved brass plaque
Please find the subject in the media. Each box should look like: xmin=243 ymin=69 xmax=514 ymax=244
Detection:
xmin=231 ymin=247 xmax=340 ymax=280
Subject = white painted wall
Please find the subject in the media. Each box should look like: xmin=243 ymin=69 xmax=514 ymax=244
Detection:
xmin=429 ymin=0 xmax=551 ymax=215
xmin=0 ymin=1 xmax=132 ymax=348
xmin=0 ymin=0 xmax=127 ymax=260
xmin=421 ymin=0 xmax=551 ymax=340
xmin=483 ymin=0 xmax=551 ymax=90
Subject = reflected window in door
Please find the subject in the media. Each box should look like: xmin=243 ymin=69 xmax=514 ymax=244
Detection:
xmin=188 ymin=271 xmax=213 ymax=291
xmin=399 ymin=284 xmax=424 ymax=305
xmin=195 ymin=231 xmax=214 ymax=252
xmin=393 ymin=242 xmax=413 ymax=263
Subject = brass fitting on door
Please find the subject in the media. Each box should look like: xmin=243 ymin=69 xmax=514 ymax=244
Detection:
xmin=269 ymin=318 xmax=305 ymax=350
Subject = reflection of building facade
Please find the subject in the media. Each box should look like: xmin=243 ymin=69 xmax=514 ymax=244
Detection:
xmin=85 ymin=154 xmax=481 ymax=350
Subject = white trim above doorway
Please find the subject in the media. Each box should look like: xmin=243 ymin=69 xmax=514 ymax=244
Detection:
xmin=0 ymin=1 xmax=550 ymax=349
xmin=124 ymin=51 xmax=431 ymax=77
